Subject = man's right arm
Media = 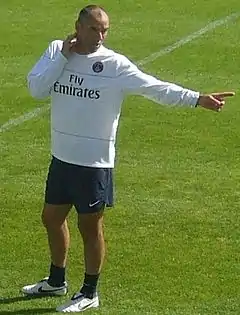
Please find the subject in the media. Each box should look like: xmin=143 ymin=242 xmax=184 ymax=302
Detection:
xmin=27 ymin=40 xmax=68 ymax=99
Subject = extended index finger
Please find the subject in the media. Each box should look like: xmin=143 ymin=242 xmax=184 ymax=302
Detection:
xmin=212 ymin=92 xmax=235 ymax=98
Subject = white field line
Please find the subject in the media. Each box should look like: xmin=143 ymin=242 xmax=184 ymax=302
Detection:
xmin=0 ymin=12 xmax=239 ymax=134
xmin=138 ymin=12 xmax=240 ymax=66
xmin=0 ymin=104 xmax=50 ymax=133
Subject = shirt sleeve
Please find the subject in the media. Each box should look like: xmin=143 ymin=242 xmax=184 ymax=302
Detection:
xmin=117 ymin=57 xmax=199 ymax=107
xmin=27 ymin=40 xmax=68 ymax=99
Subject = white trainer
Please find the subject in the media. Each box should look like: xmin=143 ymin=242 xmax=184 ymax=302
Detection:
xmin=56 ymin=292 xmax=99 ymax=312
xmin=22 ymin=277 xmax=68 ymax=296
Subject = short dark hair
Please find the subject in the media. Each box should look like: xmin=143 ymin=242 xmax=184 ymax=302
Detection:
xmin=78 ymin=4 xmax=107 ymax=22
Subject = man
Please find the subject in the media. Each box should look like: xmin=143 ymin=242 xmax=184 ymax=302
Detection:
xmin=22 ymin=4 xmax=234 ymax=313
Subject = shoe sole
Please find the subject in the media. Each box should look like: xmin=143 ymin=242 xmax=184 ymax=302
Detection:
xmin=56 ymin=299 xmax=99 ymax=312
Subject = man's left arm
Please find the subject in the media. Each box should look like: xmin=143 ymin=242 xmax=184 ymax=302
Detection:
xmin=117 ymin=58 xmax=234 ymax=112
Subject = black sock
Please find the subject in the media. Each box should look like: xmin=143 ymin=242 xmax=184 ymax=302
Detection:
xmin=47 ymin=263 xmax=66 ymax=287
xmin=80 ymin=273 xmax=100 ymax=298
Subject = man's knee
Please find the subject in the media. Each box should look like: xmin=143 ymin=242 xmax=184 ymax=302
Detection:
xmin=78 ymin=211 xmax=104 ymax=242
xmin=42 ymin=203 xmax=72 ymax=229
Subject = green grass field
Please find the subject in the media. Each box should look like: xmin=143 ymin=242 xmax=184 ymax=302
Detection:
xmin=1 ymin=0 xmax=240 ymax=314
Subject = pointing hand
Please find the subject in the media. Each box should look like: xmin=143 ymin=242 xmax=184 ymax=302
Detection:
xmin=197 ymin=92 xmax=235 ymax=112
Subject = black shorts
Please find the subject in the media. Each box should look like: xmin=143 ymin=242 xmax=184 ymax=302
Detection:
xmin=45 ymin=156 xmax=114 ymax=213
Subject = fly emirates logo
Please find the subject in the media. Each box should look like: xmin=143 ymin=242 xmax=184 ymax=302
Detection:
xmin=53 ymin=74 xmax=100 ymax=99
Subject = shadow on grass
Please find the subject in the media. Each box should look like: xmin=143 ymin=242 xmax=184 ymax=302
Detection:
xmin=0 ymin=294 xmax=63 ymax=304
xmin=0 ymin=295 xmax=45 ymax=304
xmin=0 ymin=308 xmax=56 ymax=314
xmin=0 ymin=296 xmax=57 ymax=314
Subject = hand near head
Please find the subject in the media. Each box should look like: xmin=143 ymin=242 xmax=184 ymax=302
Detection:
xmin=197 ymin=92 xmax=235 ymax=112
xmin=61 ymin=33 xmax=77 ymax=59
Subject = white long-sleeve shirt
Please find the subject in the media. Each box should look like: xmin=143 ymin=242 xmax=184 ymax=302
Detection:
xmin=28 ymin=40 xmax=199 ymax=168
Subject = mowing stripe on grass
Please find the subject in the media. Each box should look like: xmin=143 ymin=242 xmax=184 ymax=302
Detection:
xmin=0 ymin=12 xmax=239 ymax=134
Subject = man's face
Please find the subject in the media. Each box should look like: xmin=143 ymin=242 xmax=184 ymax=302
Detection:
xmin=75 ymin=13 xmax=109 ymax=51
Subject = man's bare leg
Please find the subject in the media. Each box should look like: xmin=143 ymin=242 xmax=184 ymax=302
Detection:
xmin=78 ymin=210 xmax=105 ymax=296
xmin=42 ymin=203 xmax=72 ymax=285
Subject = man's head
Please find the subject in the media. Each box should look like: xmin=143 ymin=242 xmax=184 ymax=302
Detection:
xmin=75 ymin=5 xmax=109 ymax=53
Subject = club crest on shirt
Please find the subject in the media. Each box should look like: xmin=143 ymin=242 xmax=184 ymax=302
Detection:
xmin=92 ymin=61 xmax=104 ymax=73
